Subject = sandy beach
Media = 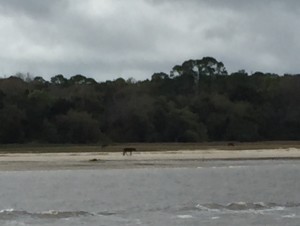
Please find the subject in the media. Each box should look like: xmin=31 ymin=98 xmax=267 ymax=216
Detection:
xmin=1 ymin=147 xmax=300 ymax=171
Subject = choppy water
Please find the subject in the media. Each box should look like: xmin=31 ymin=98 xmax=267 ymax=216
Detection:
xmin=1 ymin=160 xmax=300 ymax=225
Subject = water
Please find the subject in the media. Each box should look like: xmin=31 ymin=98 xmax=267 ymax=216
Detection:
xmin=1 ymin=160 xmax=300 ymax=225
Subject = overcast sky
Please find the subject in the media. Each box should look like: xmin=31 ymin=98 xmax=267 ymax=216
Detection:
xmin=0 ymin=0 xmax=299 ymax=81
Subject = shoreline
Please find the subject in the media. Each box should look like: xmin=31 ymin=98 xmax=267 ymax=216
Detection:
xmin=0 ymin=148 xmax=300 ymax=171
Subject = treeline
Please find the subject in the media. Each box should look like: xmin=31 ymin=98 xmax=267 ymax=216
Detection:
xmin=0 ymin=57 xmax=299 ymax=144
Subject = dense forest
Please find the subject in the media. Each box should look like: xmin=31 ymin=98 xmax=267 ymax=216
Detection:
xmin=0 ymin=57 xmax=299 ymax=144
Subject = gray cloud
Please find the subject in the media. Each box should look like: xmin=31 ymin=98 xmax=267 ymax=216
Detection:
xmin=0 ymin=0 xmax=299 ymax=81
xmin=0 ymin=0 xmax=68 ymax=19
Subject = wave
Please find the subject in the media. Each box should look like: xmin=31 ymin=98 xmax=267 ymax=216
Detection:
xmin=1 ymin=202 xmax=298 ymax=221
xmin=195 ymin=202 xmax=300 ymax=212
xmin=177 ymin=214 xmax=193 ymax=219
xmin=0 ymin=209 xmax=95 ymax=220
xmin=126 ymin=201 xmax=300 ymax=215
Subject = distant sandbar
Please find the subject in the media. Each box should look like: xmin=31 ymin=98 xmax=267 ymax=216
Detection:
xmin=0 ymin=148 xmax=300 ymax=171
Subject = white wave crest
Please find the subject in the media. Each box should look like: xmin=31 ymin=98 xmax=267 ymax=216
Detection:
xmin=0 ymin=209 xmax=15 ymax=213
xmin=282 ymin=214 xmax=297 ymax=218
xmin=194 ymin=202 xmax=297 ymax=213
xmin=177 ymin=215 xmax=193 ymax=219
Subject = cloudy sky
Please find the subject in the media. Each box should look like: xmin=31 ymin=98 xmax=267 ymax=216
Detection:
xmin=0 ymin=0 xmax=299 ymax=81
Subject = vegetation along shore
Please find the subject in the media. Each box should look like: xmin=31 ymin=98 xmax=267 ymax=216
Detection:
xmin=0 ymin=57 xmax=299 ymax=145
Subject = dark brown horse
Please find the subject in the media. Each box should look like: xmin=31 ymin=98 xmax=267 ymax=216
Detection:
xmin=123 ymin=147 xmax=136 ymax=156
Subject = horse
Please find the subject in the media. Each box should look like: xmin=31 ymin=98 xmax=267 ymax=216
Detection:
xmin=123 ymin=147 xmax=136 ymax=156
